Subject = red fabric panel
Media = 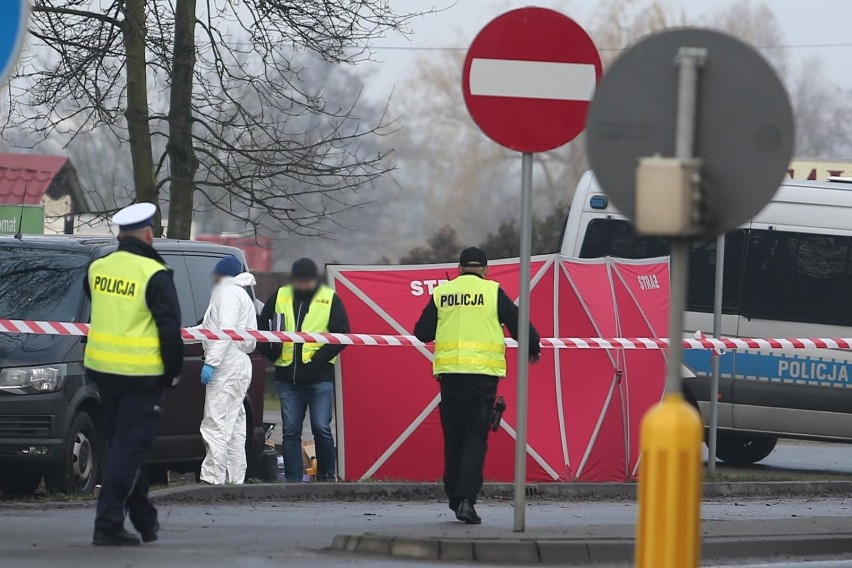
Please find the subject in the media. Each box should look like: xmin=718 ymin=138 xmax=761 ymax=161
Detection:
xmin=572 ymin=376 xmax=629 ymax=481
xmin=334 ymin=282 xmax=438 ymax=481
xmin=610 ymin=261 xmax=669 ymax=477
xmin=496 ymin=262 xmax=565 ymax=480
xmin=610 ymin=261 xmax=670 ymax=338
xmin=484 ymin=425 xmax=555 ymax=482
xmin=371 ymin=408 xmax=444 ymax=482
xmin=333 ymin=256 xmax=673 ymax=483
xmin=559 ymin=260 xmax=622 ymax=481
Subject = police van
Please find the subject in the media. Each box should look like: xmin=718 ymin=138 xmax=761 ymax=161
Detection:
xmin=561 ymin=171 xmax=852 ymax=465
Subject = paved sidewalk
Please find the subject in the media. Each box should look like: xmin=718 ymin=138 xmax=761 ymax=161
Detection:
xmin=150 ymin=479 xmax=852 ymax=503
xmin=334 ymin=516 xmax=852 ymax=565
xmin=4 ymin=499 xmax=852 ymax=567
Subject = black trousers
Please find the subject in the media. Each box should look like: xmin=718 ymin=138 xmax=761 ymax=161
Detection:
xmin=438 ymin=374 xmax=498 ymax=508
xmin=94 ymin=382 xmax=164 ymax=534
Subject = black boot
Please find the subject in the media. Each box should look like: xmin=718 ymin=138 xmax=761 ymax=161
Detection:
xmin=139 ymin=522 xmax=160 ymax=543
xmin=455 ymin=500 xmax=482 ymax=525
xmin=93 ymin=528 xmax=141 ymax=546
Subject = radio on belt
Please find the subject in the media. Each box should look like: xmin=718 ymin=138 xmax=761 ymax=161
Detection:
xmin=635 ymin=156 xmax=703 ymax=237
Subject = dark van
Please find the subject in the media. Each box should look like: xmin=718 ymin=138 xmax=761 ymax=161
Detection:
xmin=0 ymin=236 xmax=266 ymax=495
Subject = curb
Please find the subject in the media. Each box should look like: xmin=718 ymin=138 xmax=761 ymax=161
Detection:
xmin=331 ymin=533 xmax=852 ymax=565
xmin=150 ymin=480 xmax=852 ymax=503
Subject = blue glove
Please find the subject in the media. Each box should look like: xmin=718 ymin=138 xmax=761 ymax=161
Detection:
xmin=201 ymin=364 xmax=215 ymax=385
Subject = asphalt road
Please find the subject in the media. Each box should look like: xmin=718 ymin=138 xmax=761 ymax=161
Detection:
xmin=4 ymin=498 xmax=852 ymax=568
xmin=744 ymin=440 xmax=852 ymax=475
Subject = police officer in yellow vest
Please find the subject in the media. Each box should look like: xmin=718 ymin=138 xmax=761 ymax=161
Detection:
xmin=84 ymin=203 xmax=183 ymax=546
xmin=259 ymin=258 xmax=350 ymax=482
xmin=414 ymin=247 xmax=541 ymax=524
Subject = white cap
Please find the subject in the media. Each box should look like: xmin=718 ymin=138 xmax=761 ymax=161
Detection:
xmin=111 ymin=202 xmax=157 ymax=230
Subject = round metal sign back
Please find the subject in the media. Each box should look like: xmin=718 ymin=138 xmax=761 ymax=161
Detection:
xmin=585 ymin=28 xmax=795 ymax=237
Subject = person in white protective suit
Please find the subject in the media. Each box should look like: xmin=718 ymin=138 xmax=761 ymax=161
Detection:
xmin=198 ymin=255 xmax=258 ymax=485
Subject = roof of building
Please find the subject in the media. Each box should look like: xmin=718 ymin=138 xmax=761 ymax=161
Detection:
xmin=0 ymin=153 xmax=89 ymax=211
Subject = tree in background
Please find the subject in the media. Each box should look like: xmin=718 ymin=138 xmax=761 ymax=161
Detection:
xmin=7 ymin=1 xmax=433 ymax=238
xmin=397 ymin=202 xmax=569 ymax=264
xmin=385 ymin=0 xmax=671 ymax=257
xmin=479 ymin=203 xmax=570 ymax=260
xmin=398 ymin=226 xmax=462 ymax=264
xmin=390 ymin=0 xmax=852 ymax=265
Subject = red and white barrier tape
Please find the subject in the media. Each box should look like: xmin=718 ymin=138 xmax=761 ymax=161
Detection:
xmin=1 ymin=319 xmax=851 ymax=351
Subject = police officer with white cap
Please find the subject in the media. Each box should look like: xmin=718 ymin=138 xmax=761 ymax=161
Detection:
xmin=84 ymin=203 xmax=183 ymax=546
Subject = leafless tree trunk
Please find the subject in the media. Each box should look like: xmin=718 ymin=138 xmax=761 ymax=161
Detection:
xmin=9 ymin=1 xmax=445 ymax=239
xmin=122 ymin=0 xmax=160 ymax=233
xmin=166 ymin=0 xmax=198 ymax=239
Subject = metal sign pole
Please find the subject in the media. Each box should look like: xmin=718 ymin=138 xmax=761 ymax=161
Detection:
xmin=707 ymin=233 xmax=725 ymax=475
xmin=513 ymin=152 xmax=534 ymax=533
xmin=664 ymin=47 xmax=705 ymax=396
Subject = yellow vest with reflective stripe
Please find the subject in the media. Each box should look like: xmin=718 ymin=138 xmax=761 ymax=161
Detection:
xmin=433 ymin=275 xmax=506 ymax=377
xmin=274 ymin=285 xmax=337 ymax=366
xmin=84 ymin=251 xmax=167 ymax=376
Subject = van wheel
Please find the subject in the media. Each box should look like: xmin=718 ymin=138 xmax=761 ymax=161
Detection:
xmin=0 ymin=472 xmax=42 ymax=496
xmin=715 ymin=432 xmax=778 ymax=465
xmin=44 ymin=412 xmax=99 ymax=495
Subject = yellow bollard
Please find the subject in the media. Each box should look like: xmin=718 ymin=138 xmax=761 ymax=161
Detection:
xmin=635 ymin=393 xmax=703 ymax=568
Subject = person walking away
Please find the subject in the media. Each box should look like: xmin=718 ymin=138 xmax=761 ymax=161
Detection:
xmin=84 ymin=203 xmax=183 ymax=546
xmin=198 ymin=255 xmax=258 ymax=485
xmin=414 ymin=247 xmax=541 ymax=525
xmin=258 ymin=258 xmax=350 ymax=482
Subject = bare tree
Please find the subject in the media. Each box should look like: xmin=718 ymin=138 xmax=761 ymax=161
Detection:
xmin=393 ymin=0 xmax=852 ymax=262
xmin=6 ymin=1 xmax=438 ymax=238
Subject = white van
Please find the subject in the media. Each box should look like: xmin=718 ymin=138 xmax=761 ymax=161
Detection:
xmin=561 ymin=171 xmax=852 ymax=465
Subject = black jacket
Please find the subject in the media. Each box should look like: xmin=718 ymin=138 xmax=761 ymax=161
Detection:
xmin=258 ymin=286 xmax=350 ymax=384
xmin=84 ymin=237 xmax=184 ymax=387
xmin=413 ymin=273 xmax=541 ymax=358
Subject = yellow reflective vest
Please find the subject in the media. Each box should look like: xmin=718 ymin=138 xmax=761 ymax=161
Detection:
xmin=432 ymin=275 xmax=506 ymax=377
xmin=84 ymin=251 xmax=167 ymax=376
xmin=274 ymin=285 xmax=337 ymax=366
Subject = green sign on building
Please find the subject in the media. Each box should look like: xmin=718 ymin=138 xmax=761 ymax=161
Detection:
xmin=0 ymin=205 xmax=44 ymax=235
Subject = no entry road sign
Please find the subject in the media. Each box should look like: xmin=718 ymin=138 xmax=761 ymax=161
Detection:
xmin=462 ymin=7 xmax=602 ymax=153
xmin=461 ymin=7 xmax=601 ymax=533
xmin=0 ymin=1 xmax=28 ymax=87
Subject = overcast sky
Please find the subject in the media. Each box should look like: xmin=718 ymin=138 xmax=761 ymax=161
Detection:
xmin=359 ymin=0 xmax=852 ymax=99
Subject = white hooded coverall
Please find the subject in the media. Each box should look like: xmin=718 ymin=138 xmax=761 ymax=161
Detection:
xmin=199 ymin=272 xmax=258 ymax=484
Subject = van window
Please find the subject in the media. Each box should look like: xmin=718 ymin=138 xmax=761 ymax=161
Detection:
xmin=0 ymin=247 xmax=88 ymax=321
xmin=791 ymin=234 xmax=847 ymax=325
xmin=741 ymin=230 xmax=851 ymax=326
xmin=578 ymin=219 xmax=745 ymax=314
xmin=184 ymin=255 xmax=226 ymax=320
xmin=686 ymin=231 xmax=746 ymax=313
xmin=579 ymin=218 xmax=668 ymax=259
xmin=161 ymin=253 xmax=198 ymax=327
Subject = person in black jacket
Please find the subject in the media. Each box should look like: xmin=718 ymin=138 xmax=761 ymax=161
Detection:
xmin=83 ymin=203 xmax=183 ymax=546
xmin=258 ymin=258 xmax=349 ymax=481
xmin=413 ymin=247 xmax=541 ymax=524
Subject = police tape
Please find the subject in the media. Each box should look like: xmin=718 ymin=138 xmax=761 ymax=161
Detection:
xmin=1 ymin=318 xmax=852 ymax=351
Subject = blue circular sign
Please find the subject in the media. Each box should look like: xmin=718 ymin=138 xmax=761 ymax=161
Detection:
xmin=0 ymin=1 xmax=29 ymax=87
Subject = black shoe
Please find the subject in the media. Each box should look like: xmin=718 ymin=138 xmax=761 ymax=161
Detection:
xmin=449 ymin=499 xmax=461 ymax=513
xmin=93 ymin=529 xmax=141 ymax=546
xmin=139 ymin=522 xmax=160 ymax=543
xmin=455 ymin=500 xmax=482 ymax=525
